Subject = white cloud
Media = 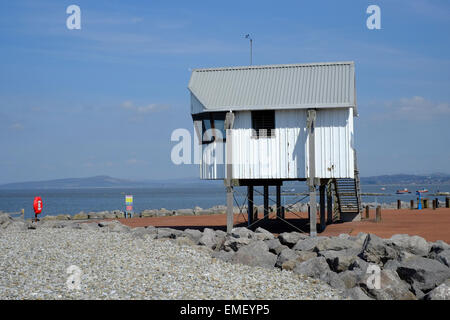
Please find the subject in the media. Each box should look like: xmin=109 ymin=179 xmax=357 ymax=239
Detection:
xmin=384 ymin=96 xmax=450 ymax=120
xmin=9 ymin=123 xmax=24 ymax=130
xmin=121 ymin=101 xmax=169 ymax=114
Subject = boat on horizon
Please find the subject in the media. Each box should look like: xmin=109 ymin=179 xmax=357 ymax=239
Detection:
xmin=396 ymin=188 xmax=411 ymax=194
xmin=416 ymin=189 xmax=429 ymax=193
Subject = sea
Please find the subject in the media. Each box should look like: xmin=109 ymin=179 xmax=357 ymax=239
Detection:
xmin=1 ymin=183 xmax=449 ymax=219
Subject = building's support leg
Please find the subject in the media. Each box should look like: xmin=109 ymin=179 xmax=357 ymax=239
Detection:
xmin=225 ymin=111 xmax=235 ymax=234
xmin=276 ymin=185 xmax=281 ymax=219
xmin=247 ymin=185 xmax=254 ymax=227
xmin=264 ymin=185 xmax=269 ymax=220
xmin=327 ymin=183 xmax=333 ymax=225
xmin=309 ymin=185 xmax=317 ymax=237
xmin=319 ymin=183 xmax=326 ymax=232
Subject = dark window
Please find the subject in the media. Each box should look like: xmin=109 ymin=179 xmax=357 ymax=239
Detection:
xmin=252 ymin=110 xmax=275 ymax=138
xmin=192 ymin=112 xmax=227 ymax=144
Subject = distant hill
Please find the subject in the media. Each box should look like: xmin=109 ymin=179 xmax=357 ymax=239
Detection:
xmin=0 ymin=173 xmax=449 ymax=189
xmin=360 ymin=173 xmax=450 ymax=185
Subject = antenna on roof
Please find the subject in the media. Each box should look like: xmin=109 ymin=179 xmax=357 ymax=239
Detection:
xmin=244 ymin=34 xmax=253 ymax=65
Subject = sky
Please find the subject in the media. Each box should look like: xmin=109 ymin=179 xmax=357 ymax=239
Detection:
xmin=0 ymin=0 xmax=449 ymax=184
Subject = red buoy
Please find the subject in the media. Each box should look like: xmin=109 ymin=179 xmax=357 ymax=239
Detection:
xmin=33 ymin=196 xmax=43 ymax=215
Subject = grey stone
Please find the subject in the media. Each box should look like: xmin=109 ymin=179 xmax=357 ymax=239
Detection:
xmin=175 ymin=208 xmax=194 ymax=216
xmin=360 ymin=269 xmax=417 ymax=300
xmin=182 ymin=229 xmax=203 ymax=244
xmin=198 ymin=228 xmax=219 ymax=249
xmin=276 ymin=248 xmax=299 ymax=268
xmin=397 ymin=256 xmax=450 ymax=292
xmin=319 ymin=249 xmax=360 ymax=272
xmin=383 ymin=259 xmax=401 ymax=272
xmin=349 ymin=257 xmax=369 ymax=273
xmin=156 ymin=228 xmax=181 ymax=239
xmin=314 ymin=237 xmax=362 ymax=252
xmin=359 ymin=234 xmax=400 ymax=265
xmin=292 ymin=237 xmax=325 ymax=252
xmin=293 ymin=257 xmax=330 ymax=278
xmin=278 ymin=232 xmax=308 ymax=248
xmin=273 ymin=244 xmax=289 ymax=256
xmin=222 ymin=236 xmax=252 ymax=252
xmin=435 ymin=249 xmax=450 ymax=267
xmin=131 ymin=227 xmax=149 ymax=239
xmin=339 ymin=270 xmax=360 ymax=289
xmin=140 ymin=209 xmax=156 ymax=217
xmin=424 ymin=279 xmax=450 ymax=300
xmin=231 ymin=227 xmax=254 ymax=239
xmin=175 ymin=236 xmax=196 ymax=247
xmin=295 ymin=251 xmax=317 ymax=263
xmin=254 ymin=227 xmax=274 ymax=240
xmin=231 ymin=241 xmax=276 ymax=269
xmin=389 ymin=234 xmax=430 ymax=256
xmin=344 ymin=287 xmax=373 ymax=300
xmin=320 ymin=270 xmax=346 ymax=290
xmin=264 ymin=239 xmax=282 ymax=252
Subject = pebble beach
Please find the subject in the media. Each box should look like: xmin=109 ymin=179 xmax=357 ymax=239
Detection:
xmin=0 ymin=225 xmax=342 ymax=300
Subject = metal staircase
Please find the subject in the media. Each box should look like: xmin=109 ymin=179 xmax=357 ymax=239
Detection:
xmin=333 ymin=151 xmax=362 ymax=218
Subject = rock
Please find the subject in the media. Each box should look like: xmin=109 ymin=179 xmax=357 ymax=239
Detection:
xmin=254 ymin=227 xmax=274 ymax=240
xmin=140 ymin=209 xmax=156 ymax=217
xmin=199 ymin=228 xmax=220 ymax=249
xmin=231 ymin=227 xmax=254 ymax=239
xmin=389 ymin=234 xmax=430 ymax=256
xmin=278 ymin=232 xmax=308 ymax=248
xmin=397 ymin=256 xmax=450 ymax=292
xmin=434 ymin=250 xmax=450 ymax=267
xmin=344 ymin=287 xmax=373 ymax=300
xmin=182 ymin=229 xmax=203 ymax=244
xmin=292 ymin=237 xmax=326 ymax=252
xmin=315 ymin=237 xmax=362 ymax=252
xmin=231 ymin=241 xmax=277 ymax=269
xmin=339 ymin=270 xmax=360 ymax=289
xmin=110 ymin=223 xmax=130 ymax=233
xmin=211 ymin=250 xmax=235 ymax=263
xmin=353 ymin=232 xmax=369 ymax=246
xmin=349 ymin=257 xmax=369 ymax=273
xmin=56 ymin=214 xmax=71 ymax=220
xmin=319 ymin=249 xmax=361 ymax=272
xmin=103 ymin=212 xmax=117 ymax=219
xmin=222 ymin=236 xmax=252 ymax=252
xmin=281 ymin=260 xmax=296 ymax=271
xmin=383 ymin=259 xmax=401 ymax=271
xmin=293 ymin=257 xmax=331 ymax=278
xmin=276 ymin=248 xmax=299 ymax=268
xmin=320 ymin=270 xmax=346 ymax=290
xmin=73 ymin=212 xmax=88 ymax=220
xmin=175 ymin=209 xmax=194 ymax=216
xmin=359 ymin=234 xmax=400 ymax=265
xmin=360 ymin=269 xmax=416 ymax=300
xmin=79 ymin=222 xmax=99 ymax=230
xmin=295 ymin=251 xmax=317 ymax=263
xmin=264 ymin=239 xmax=282 ymax=253
xmin=273 ymin=244 xmax=289 ymax=256
xmin=156 ymin=208 xmax=172 ymax=217
xmin=424 ymin=279 xmax=450 ymax=300
xmin=156 ymin=228 xmax=181 ymax=239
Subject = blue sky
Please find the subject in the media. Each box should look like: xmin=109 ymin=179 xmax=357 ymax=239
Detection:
xmin=0 ymin=0 xmax=449 ymax=183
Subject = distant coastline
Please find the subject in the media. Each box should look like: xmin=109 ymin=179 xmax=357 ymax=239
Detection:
xmin=1 ymin=173 xmax=449 ymax=190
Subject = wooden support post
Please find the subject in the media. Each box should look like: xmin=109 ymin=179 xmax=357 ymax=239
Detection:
xmin=263 ymin=185 xmax=269 ymax=220
xmin=376 ymin=206 xmax=381 ymax=223
xmin=327 ymin=187 xmax=333 ymax=224
xmin=423 ymin=198 xmax=429 ymax=209
xmin=432 ymin=199 xmax=437 ymax=210
xmin=281 ymin=206 xmax=285 ymax=219
xmin=446 ymin=197 xmax=450 ymax=208
xmin=319 ymin=184 xmax=326 ymax=232
xmin=21 ymin=208 xmax=25 ymax=220
xmin=410 ymin=200 xmax=414 ymax=210
xmin=397 ymin=199 xmax=401 ymax=210
xmin=247 ymin=185 xmax=254 ymax=227
xmin=365 ymin=205 xmax=370 ymax=219
xmin=276 ymin=185 xmax=281 ymax=218
xmin=225 ymin=112 xmax=235 ymax=234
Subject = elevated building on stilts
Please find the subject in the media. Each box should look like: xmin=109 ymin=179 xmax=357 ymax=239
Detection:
xmin=188 ymin=61 xmax=361 ymax=236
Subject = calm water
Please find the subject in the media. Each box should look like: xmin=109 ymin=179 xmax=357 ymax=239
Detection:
xmin=1 ymin=183 xmax=449 ymax=219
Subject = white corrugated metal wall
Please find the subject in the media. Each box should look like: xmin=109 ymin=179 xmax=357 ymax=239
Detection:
xmin=200 ymin=108 xmax=354 ymax=180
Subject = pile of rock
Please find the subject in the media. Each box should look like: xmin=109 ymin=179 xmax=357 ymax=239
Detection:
xmin=2 ymin=212 xmax=449 ymax=300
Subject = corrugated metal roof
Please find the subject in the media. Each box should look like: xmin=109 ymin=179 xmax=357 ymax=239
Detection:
xmin=188 ymin=61 xmax=357 ymax=114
